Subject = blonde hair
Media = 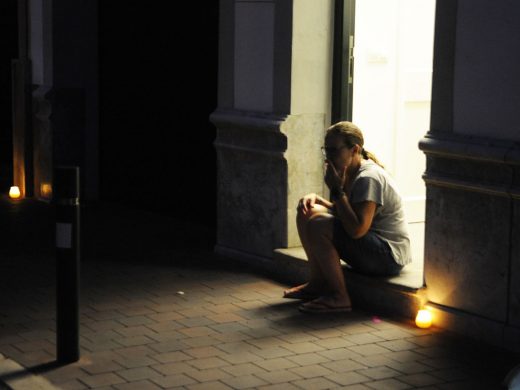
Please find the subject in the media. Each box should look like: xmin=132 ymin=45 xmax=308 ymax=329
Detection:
xmin=325 ymin=121 xmax=385 ymax=169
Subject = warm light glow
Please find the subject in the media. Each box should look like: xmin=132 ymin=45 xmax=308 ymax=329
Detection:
xmin=41 ymin=183 xmax=52 ymax=197
xmin=9 ymin=186 xmax=21 ymax=199
xmin=415 ymin=309 xmax=433 ymax=329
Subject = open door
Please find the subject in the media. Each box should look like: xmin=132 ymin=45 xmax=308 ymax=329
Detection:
xmin=332 ymin=0 xmax=355 ymax=123
xmin=333 ymin=0 xmax=436 ymax=265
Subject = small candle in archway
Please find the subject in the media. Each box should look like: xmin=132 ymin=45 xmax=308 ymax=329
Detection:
xmin=415 ymin=309 xmax=433 ymax=329
xmin=41 ymin=183 xmax=52 ymax=198
xmin=9 ymin=186 xmax=21 ymax=199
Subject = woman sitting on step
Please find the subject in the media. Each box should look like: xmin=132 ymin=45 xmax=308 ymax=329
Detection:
xmin=284 ymin=121 xmax=412 ymax=313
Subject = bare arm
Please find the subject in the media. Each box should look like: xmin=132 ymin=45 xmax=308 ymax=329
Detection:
xmin=334 ymin=195 xmax=376 ymax=239
xmin=298 ymin=193 xmax=334 ymax=213
xmin=315 ymin=194 xmax=334 ymax=209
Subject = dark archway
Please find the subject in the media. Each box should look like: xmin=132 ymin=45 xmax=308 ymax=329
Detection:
xmin=98 ymin=4 xmax=219 ymax=235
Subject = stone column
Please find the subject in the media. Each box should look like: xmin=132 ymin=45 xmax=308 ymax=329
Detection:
xmin=28 ymin=0 xmax=98 ymax=201
xmin=420 ymin=0 xmax=520 ymax=352
xmin=12 ymin=0 xmax=33 ymax=197
xmin=29 ymin=0 xmax=53 ymax=200
xmin=211 ymin=0 xmax=334 ymax=261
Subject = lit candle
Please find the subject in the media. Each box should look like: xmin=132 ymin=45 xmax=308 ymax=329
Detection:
xmin=415 ymin=309 xmax=433 ymax=329
xmin=41 ymin=183 xmax=52 ymax=197
xmin=9 ymin=186 xmax=21 ymax=199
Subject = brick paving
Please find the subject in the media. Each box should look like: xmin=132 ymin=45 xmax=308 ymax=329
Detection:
xmin=1 ymin=200 xmax=519 ymax=389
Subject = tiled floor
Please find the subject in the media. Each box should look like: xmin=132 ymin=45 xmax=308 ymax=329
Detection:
xmin=1 ymin=200 xmax=519 ymax=389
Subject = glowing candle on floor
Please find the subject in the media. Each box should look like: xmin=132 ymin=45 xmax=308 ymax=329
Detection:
xmin=9 ymin=186 xmax=21 ymax=199
xmin=415 ymin=309 xmax=432 ymax=328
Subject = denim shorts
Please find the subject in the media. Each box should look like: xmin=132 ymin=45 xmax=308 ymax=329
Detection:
xmin=332 ymin=218 xmax=403 ymax=276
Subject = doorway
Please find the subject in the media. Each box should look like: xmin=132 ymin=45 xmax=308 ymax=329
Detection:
xmin=98 ymin=3 xmax=219 ymax=233
xmin=334 ymin=0 xmax=436 ymax=270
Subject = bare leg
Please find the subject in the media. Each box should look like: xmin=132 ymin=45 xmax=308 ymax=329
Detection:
xmin=301 ymin=215 xmax=352 ymax=308
xmin=284 ymin=205 xmax=330 ymax=296
xmin=296 ymin=206 xmax=329 ymax=288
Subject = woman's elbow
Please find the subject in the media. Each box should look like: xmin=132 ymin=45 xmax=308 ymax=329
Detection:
xmin=350 ymin=226 xmax=370 ymax=240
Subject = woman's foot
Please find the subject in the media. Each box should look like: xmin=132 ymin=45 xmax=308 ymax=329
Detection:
xmin=283 ymin=283 xmax=322 ymax=300
xmin=298 ymin=294 xmax=352 ymax=313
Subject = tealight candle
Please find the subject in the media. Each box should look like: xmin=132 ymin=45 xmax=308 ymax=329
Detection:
xmin=415 ymin=309 xmax=433 ymax=328
xmin=41 ymin=183 xmax=52 ymax=197
xmin=9 ymin=186 xmax=21 ymax=199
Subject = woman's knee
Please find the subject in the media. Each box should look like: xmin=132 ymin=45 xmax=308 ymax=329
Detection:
xmin=296 ymin=204 xmax=330 ymax=223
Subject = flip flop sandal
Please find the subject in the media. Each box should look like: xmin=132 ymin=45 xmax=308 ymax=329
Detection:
xmin=298 ymin=300 xmax=352 ymax=314
xmin=283 ymin=289 xmax=320 ymax=301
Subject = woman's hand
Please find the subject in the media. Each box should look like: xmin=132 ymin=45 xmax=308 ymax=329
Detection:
xmin=297 ymin=193 xmax=318 ymax=213
xmin=324 ymin=160 xmax=348 ymax=193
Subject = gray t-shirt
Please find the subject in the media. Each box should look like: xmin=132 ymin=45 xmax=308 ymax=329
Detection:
xmin=348 ymin=160 xmax=412 ymax=266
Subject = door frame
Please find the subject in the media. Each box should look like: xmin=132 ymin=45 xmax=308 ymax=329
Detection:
xmin=331 ymin=0 xmax=355 ymax=123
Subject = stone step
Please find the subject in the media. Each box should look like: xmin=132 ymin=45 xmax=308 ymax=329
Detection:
xmin=273 ymin=247 xmax=427 ymax=320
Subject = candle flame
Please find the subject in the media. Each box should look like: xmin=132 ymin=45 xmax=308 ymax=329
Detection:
xmin=41 ymin=183 xmax=52 ymax=197
xmin=415 ymin=309 xmax=433 ymax=329
xmin=9 ymin=186 xmax=21 ymax=199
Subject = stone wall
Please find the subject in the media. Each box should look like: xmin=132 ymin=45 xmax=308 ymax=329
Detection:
xmin=421 ymin=0 xmax=520 ymax=352
xmin=211 ymin=0 xmax=333 ymax=259
xmin=420 ymin=135 xmax=519 ymax=330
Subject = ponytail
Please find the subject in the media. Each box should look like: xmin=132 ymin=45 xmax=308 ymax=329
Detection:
xmin=361 ymin=148 xmax=385 ymax=169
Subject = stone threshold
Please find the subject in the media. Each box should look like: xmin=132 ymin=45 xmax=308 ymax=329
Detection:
xmin=273 ymin=247 xmax=427 ymax=321
xmin=214 ymin=244 xmax=426 ymax=321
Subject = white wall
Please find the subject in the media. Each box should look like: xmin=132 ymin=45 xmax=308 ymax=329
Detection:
xmin=352 ymin=0 xmax=435 ymax=223
xmin=352 ymin=0 xmax=398 ymax=174
xmin=291 ymin=0 xmax=334 ymax=117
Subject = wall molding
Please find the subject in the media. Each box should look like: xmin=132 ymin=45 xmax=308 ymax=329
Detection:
xmin=423 ymin=174 xmax=520 ymax=199
xmin=210 ymin=108 xmax=288 ymax=133
xmin=419 ymin=132 xmax=520 ymax=165
xmin=213 ymin=142 xmax=285 ymax=159
xmin=420 ymin=133 xmax=520 ymax=198
xmin=210 ymin=109 xmax=290 ymax=157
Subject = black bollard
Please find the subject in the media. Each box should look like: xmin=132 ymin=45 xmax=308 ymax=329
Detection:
xmin=53 ymin=166 xmax=80 ymax=363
